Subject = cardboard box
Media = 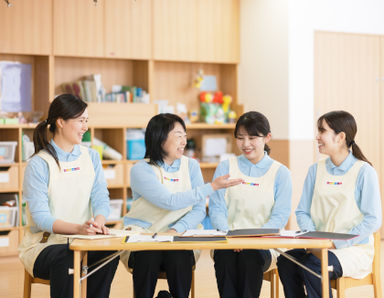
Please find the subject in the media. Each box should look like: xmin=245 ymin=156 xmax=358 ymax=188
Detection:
xmin=0 ymin=166 xmax=18 ymax=190
xmin=103 ymin=163 xmax=124 ymax=187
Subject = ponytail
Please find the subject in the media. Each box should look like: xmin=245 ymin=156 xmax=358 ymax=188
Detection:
xmin=350 ymin=142 xmax=372 ymax=166
xmin=32 ymin=118 xmax=60 ymax=168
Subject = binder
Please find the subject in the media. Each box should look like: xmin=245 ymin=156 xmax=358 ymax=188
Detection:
xmin=226 ymin=228 xmax=280 ymax=237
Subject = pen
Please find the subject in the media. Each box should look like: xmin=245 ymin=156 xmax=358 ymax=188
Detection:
xmin=152 ymin=232 xmax=158 ymax=239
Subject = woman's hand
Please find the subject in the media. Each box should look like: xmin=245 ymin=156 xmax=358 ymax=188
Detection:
xmin=166 ymin=228 xmax=180 ymax=235
xmin=211 ymin=174 xmax=244 ymax=191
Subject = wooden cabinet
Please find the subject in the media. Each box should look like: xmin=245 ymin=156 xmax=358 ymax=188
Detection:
xmin=53 ymin=0 xmax=104 ymax=57
xmin=0 ymin=0 xmax=52 ymax=55
xmin=153 ymin=0 xmax=239 ymax=62
xmin=197 ymin=0 xmax=239 ymax=63
xmin=104 ymin=0 xmax=151 ymax=59
xmin=0 ymin=0 xmax=241 ymax=255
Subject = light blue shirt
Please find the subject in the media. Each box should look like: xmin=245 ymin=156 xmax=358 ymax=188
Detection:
xmin=209 ymin=153 xmax=292 ymax=231
xmin=296 ymin=152 xmax=382 ymax=249
xmin=23 ymin=140 xmax=110 ymax=233
xmin=124 ymin=158 xmax=212 ymax=233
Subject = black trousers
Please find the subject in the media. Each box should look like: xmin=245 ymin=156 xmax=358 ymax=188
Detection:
xmin=33 ymin=244 xmax=119 ymax=298
xmin=277 ymin=249 xmax=343 ymax=298
xmin=213 ymin=249 xmax=272 ymax=298
xmin=128 ymin=250 xmax=195 ymax=298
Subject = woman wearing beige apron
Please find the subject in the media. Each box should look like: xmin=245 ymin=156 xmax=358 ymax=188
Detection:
xmin=277 ymin=110 xmax=382 ymax=298
xmin=19 ymin=94 xmax=119 ymax=298
xmin=121 ymin=113 xmax=242 ymax=298
xmin=209 ymin=111 xmax=292 ymax=298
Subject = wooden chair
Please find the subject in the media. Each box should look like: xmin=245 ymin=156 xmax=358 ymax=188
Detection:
xmin=23 ymin=270 xmax=50 ymax=298
xmin=263 ymin=268 xmax=280 ymax=298
xmin=330 ymin=231 xmax=382 ymax=298
xmin=128 ymin=267 xmax=195 ymax=298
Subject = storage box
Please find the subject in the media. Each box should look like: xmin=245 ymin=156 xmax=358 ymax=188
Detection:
xmin=107 ymin=199 xmax=123 ymax=221
xmin=0 ymin=166 xmax=18 ymax=190
xmin=0 ymin=230 xmax=19 ymax=256
xmin=0 ymin=206 xmax=17 ymax=227
xmin=0 ymin=141 xmax=17 ymax=164
xmin=127 ymin=139 xmax=146 ymax=160
xmin=103 ymin=164 xmax=124 ymax=187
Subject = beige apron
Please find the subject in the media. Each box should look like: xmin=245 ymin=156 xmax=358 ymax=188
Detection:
xmin=223 ymin=156 xmax=281 ymax=271
xmin=311 ymin=159 xmax=374 ymax=279
xmin=19 ymin=146 xmax=95 ymax=276
xmin=121 ymin=156 xmax=198 ymax=268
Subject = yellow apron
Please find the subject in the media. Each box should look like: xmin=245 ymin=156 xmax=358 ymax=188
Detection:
xmin=19 ymin=146 xmax=95 ymax=276
xmin=311 ymin=159 xmax=374 ymax=279
xmin=224 ymin=156 xmax=281 ymax=271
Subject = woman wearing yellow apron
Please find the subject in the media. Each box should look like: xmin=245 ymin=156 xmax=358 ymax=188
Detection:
xmin=277 ymin=110 xmax=382 ymax=298
xmin=209 ymin=111 xmax=292 ymax=298
xmin=121 ymin=113 xmax=242 ymax=298
xmin=19 ymin=94 xmax=119 ymax=298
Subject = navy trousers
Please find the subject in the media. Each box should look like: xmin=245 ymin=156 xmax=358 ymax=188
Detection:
xmin=128 ymin=250 xmax=195 ymax=298
xmin=33 ymin=244 xmax=119 ymax=298
xmin=277 ymin=249 xmax=343 ymax=298
xmin=213 ymin=249 xmax=271 ymax=298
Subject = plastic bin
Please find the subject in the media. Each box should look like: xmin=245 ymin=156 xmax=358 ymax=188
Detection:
xmin=0 ymin=142 xmax=17 ymax=163
xmin=126 ymin=129 xmax=145 ymax=160
xmin=108 ymin=199 xmax=123 ymax=220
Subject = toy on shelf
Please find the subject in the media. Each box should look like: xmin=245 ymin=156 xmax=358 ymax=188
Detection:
xmin=199 ymin=91 xmax=236 ymax=124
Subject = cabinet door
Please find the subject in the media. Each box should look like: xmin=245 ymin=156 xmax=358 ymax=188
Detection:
xmin=197 ymin=0 xmax=239 ymax=63
xmin=153 ymin=0 xmax=197 ymax=61
xmin=0 ymin=0 xmax=52 ymax=54
xmin=53 ymin=0 xmax=104 ymax=57
xmin=105 ymin=0 xmax=151 ymax=59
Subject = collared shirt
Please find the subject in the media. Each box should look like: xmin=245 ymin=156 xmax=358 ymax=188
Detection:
xmin=124 ymin=158 xmax=212 ymax=232
xmin=209 ymin=153 xmax=292 ymax=231
xmin=296 ymin=152 xmax=382 ymax=248
xmin=23 ymin=140 xmax=110 ymax=233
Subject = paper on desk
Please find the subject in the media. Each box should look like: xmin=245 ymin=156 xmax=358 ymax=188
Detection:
xmin=279 ymin=230 xmax=308 ymax=237
xmin=65 ymin=229 xmax=138 ymax=240
xmin=182 ymin=229 xmax=227 ymax=237
xmin=125 ymin=234 xmax=173 ymax=243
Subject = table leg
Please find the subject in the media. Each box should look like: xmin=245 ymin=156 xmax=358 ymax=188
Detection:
xmin=321 ymin=248 xmax=329 ymax=298
xmin=81 ymin=252 xmax=88 ymax=298
xmin=74 ymin=250 xmax=81 ymax=298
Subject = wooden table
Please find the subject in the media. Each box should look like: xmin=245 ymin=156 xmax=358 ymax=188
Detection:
xmin=70 ymin=236 xmax=333 ymax=298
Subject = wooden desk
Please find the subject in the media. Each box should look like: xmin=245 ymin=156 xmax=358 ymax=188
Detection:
xmin=70 ymin=237 xmax=333 ymax=298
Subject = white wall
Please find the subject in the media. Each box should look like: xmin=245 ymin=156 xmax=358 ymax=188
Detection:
xmin=289 ymin=0 xmax=384 ymax=139
xmin=240 ymin=0 xmax=384 ymax=140
xmin=238 ymin=0 xmax=289 ymax=139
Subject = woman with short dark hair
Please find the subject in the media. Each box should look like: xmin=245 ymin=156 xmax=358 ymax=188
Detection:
xmin=121 ymin=113 xmax=242 ymax=298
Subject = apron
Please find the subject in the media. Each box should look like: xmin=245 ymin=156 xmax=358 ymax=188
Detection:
xmin=222 ymin=156 xmax=281 ymax=271
xmin=311 ymin=159 xmax=374 ymax=279
xmin=19 ymin=146 xmax=95 ymax=276
xmin=121 ymin=156 xmax=199 ymax=268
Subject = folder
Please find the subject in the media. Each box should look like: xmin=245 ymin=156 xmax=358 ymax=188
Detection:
xmin=226 ymin=228 xmax=280 ymax=237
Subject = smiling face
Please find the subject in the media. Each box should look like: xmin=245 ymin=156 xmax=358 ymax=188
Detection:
xmin=235 ymin=126 xmax=271 ymax=164
xmin=316 ymin=119 xmax=344 ymax=156
xmin=55 ymin=109 xmax=89 ymax=151
xmin=162 ymin=122 xmax=187 ymax=165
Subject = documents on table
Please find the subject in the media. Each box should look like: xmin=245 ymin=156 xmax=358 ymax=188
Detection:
xmin=182 ymin=229 xmax=227 ymax=237
xmin=65 ymin=228 xmax=138 ymax=240
xmin=278 ymin=230 xmax=358 ymax=240
xmin=124 ymin=234 xmax=173 ymax=243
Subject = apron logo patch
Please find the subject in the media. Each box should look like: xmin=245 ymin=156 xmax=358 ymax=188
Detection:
xmin=242 ymin=181 xmax=260 ymax=186
xmin=326 ymin=181 xmax=342 ymax=185
xmin=63 ymin=167 xmax=80 ymax=173
xmin=163 ymin=176 xmax=179 ymax=182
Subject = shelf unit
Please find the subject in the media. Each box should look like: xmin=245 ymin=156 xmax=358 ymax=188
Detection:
xmin=0 ymin=0 xmax=241 ymax=256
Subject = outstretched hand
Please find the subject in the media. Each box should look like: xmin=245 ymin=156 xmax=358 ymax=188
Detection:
xmin=211 ymin=174 xmax=243 ymax=191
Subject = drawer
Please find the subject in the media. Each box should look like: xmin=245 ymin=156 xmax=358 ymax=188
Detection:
xmin=0 ymin=229 xmax=19 ymax=256
xmin=0 ymin=166 xmax=18 ymax=190
xmin=103 ymin=163 xmax=124 ymax=187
